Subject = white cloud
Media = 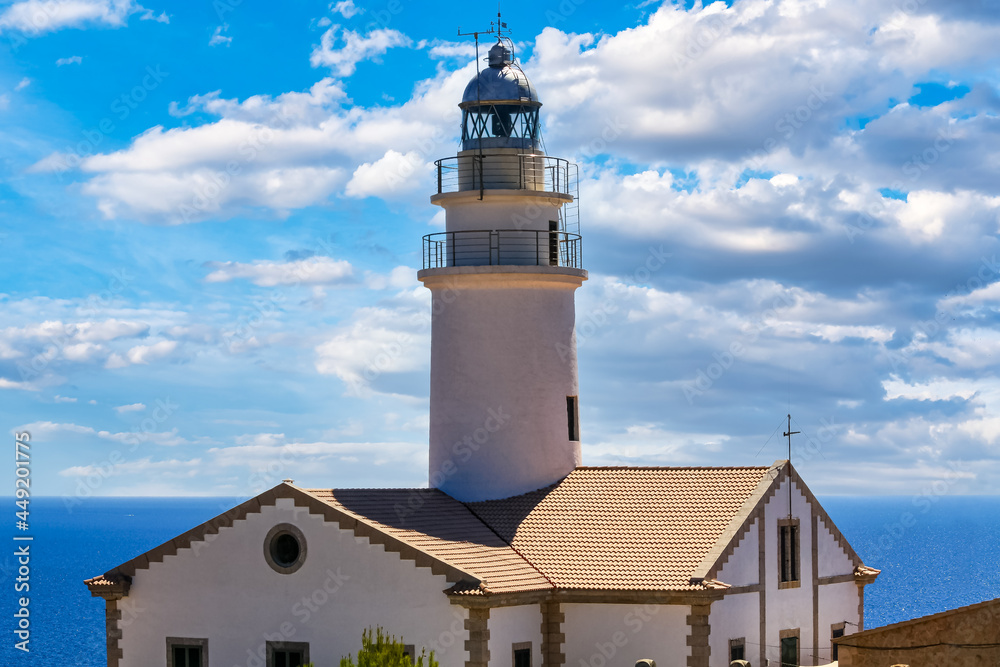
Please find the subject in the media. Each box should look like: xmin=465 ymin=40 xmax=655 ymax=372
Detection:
xmin=55 ymin=56 xmax=83 ymax=66
xmin=209 ymin=24 xmax=231 ymax=47
xmin=62 ymin=341 xmax=105 ymax=362
xmin=210 ymin=439 xmax=423 ymax=469
xmin=883 ymin=376 xmax=978 ymax=402
xmin=331 ymin=1 xmax=360 ymax=18
xmin=907 ymin=328 xmax=1000 ymax=370
xmin=15 ymin=78 xmax=31 ymax=91
xmin=423 ymin=40 xmax=476 ymax=60
xmin=60 ymin=457 xmax=201 ymax=478
xmin=315 ymin=290 xmax=431 ymax=394
xmin=0 ymin=0 xmax=138 ymax=33
xmin=345 ymin=150 xmax=434 ymax=198
xmin=20 ymin=420 xmax=198 ymax=447
xmin=204 ymin=256 xmax=354 ymax=287
xmin=53 ymin=394 xmax=77 ymax=403
xmin=310 ymin=26 xmax=410 ymax=77
xmin=124 ymin=340 xmax=178 ymax=365
xmin=114 ymin=402 xmax=146 ymax=413
xmin=364 ymin=266 xmax=416 ymax=291
xmin=136 ymin=6 xmax=166 ymax=23
xmin=64 ymin=63 xmax=471 ymax=220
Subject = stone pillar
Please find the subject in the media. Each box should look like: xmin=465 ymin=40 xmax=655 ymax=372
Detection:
xmin=541 ymin=600 xmax=566 ymax=667
xmin=686 ymin=603 xmax=712 ymax=667
xmin=106 ymin=598 xmax=123 ymax=667
xmin=87 ymin=575 xmax=131 ymax=667
xmin=465 ymin=607 xmax=491 ymax=667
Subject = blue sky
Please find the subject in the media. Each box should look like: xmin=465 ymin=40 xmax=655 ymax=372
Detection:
xmin=2 ymin=0 xmax=1000 ymax=500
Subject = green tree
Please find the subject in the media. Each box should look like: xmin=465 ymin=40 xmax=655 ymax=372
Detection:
xmin=340 ymin=627 xmax=439 ymax=667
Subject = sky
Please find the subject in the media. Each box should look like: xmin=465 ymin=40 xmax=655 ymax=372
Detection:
xmin=1 ymin=0 xmax=999 ymax=501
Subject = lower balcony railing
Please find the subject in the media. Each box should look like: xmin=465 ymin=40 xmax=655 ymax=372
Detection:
xmin=422 ymin=230 xmax=583 ymax=270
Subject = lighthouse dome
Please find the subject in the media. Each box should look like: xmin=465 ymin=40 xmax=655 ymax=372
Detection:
xmin=460 ymin=40 xmax=541 ymax=150
xmin=461 ymin=44 xmax=539 ymax=104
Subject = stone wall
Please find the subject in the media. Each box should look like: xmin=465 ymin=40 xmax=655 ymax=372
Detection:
xmin=837 ymin=597 xmax=1000 ymax=667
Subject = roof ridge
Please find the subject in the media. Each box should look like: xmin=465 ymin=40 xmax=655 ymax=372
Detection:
xmin=574 ymin=465 xmax=772 ymax=471
xmin=460 ymin=498 xmax=557 ymax=591
xmin=305 ymin=487 xmax=429 ymax=492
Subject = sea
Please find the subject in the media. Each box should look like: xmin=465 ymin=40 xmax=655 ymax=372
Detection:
xmin=1 ymin=495 xmax=998 ymax=666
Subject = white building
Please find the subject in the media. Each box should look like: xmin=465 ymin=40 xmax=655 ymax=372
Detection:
xmin=87 ymin=36 xmax=878 ymax=667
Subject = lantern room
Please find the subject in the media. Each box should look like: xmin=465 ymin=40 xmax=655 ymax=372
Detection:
xmin=460 ymin=41 xmax=542 ymax=152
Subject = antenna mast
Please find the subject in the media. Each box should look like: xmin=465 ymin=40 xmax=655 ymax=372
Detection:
xmin=783 ymin=414 xmax=800 ymax=519
xmin=457 ymin=9 xmax=511 ymax=201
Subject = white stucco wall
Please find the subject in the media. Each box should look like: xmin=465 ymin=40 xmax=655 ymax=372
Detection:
xmin=762 ymin=478 xmax=815 ymax=665
xmin=421 ymin=268 xmax=585 ymax=501
xmin=708 ymin=592 xmax=760 ymax=667
xmin=817 ymin=582 xmax=861 ymax=664
xmin=707 ymin=477 xmax=864 ymax=666
xmin=118 ymin=499 xmax=468 ymax=667
xmin=816 ymin=518 xmax=854 ymax=578
xmin=716 ymin=517 xmax=760 ymax=587
xmin=488 ymin=605 xmax=543 ymax=667
xmin=433 ymin=190 xmax=568 ymax=234
xmin=563 ymin=603 xmax=689 ymax=667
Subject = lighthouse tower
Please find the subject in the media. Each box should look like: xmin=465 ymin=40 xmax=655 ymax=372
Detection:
xmin=418 ymin=39 xmax=587 ymax=502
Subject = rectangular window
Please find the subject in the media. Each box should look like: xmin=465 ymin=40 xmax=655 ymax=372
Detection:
xmin=166 ymin=637 xmax=208 ymax=667
xmin=729 ymin=637 xmax=745 ymax=661
xmin=403 ymin=644 xmax=416 ymax=662
xmin=779 ymin=630 xmax=799 ymax=667
xmin=831 ymin=624 xmax=845 ymax=661
xmin=778 ymin=518 xmax=800 ymax=585
xmin=513 ymin=642 xmax=532 ymax=667
xmin=267 ymin=641 xmax=309 ymax=667
xmin=548 ymin=220 xmax=559 ymax=266
xmin=566 ymin=396 xmax=580 ymax=441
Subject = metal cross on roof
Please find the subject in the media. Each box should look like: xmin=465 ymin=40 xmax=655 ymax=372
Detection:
xmin=783 ymin=413 xmax=800 ymax=518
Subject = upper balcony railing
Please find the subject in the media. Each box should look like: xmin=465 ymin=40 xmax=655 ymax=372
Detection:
xmin=423 ymin=230 xmax=583 ymax=270
xmin=434 ymin=154 xmax=577 ymax=197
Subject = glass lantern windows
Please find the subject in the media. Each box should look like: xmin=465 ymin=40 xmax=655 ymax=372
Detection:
xmin=462 ymin=103 xmax=540 ymax=150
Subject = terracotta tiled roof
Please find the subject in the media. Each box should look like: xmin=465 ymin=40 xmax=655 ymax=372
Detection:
xmin=90 ymin=463 xmax=825 ymax=598
xmin=305 ymin=488 xmax=553 ymax=594
xmin=467 ymin=466 xmax=772 ymax=591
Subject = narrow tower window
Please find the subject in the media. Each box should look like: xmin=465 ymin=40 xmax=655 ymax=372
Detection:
xmin=778 ymin=518 xmax=800 ymax=585
xmin=567 ymin=396 xmax=580 ymax=441
xmin=548 ymin=220 xmax=559 ymax=266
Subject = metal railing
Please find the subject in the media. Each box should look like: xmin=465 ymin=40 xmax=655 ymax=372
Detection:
xmin=423 ymin=230 xmax=583 ymax=270
xmin=434 ymin=154 xmax=577 ymax=196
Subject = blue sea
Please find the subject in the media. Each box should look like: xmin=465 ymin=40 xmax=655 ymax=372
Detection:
xmin=1 ymin=495 xmax=998 ymax=665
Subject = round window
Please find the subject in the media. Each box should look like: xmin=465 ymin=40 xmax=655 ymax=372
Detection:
xmin=263 ymin=523 xmax=307 ymax=574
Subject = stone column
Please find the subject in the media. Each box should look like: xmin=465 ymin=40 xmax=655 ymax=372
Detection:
xmin=540 ymin=600 xmax=566 ymax=667
xmin=686 ymin=603 xmax=712 ymax=667
xmin=465 ymin=607 xmax=491 ymax=667
xmin=106 ymin=599 xmax=123 ymax=667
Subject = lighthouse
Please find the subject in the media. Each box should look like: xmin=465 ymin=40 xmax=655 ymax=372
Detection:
xmin=418 ymin=38 xmax=587 ymax=502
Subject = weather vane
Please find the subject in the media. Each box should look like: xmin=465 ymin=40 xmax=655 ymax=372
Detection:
xmin=458 ymin=5 xmax=509 ymax=42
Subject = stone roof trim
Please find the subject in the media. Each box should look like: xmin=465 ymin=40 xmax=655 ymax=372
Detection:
xmin=854 ymin=565 xmax=880 ymax=583
xmin=700 ymin=461 xmax=868 ymax=582
xmin=787 ymin=463 xmax=865 ymax=569
xmin=693 ymin=461 xmax=783 ymax=582
xmin=85 ymin=573 xmax=131 ymax=600
xmin=90 ymin=483 xmax=482 ymax=592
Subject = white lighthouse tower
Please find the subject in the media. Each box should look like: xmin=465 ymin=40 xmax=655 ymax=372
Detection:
xmin=418 ymin=37 xmax=587 ymax=502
